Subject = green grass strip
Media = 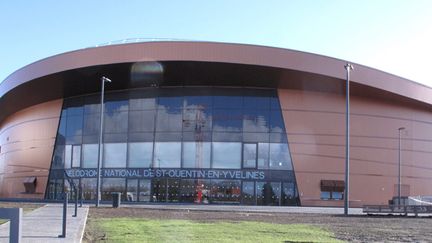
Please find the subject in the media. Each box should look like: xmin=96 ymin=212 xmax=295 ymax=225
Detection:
xmin=92 ymin=218 xmax=342 ymax=243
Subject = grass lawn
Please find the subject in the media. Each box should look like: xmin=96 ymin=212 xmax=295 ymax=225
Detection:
xmin=87 ymin=218 xmax=342 ymax=243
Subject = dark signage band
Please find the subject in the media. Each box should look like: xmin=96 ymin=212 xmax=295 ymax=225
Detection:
xmin=55 ymin=168 xmax=294 ymax=182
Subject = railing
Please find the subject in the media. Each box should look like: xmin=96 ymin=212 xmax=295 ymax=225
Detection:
xmin=363 ymin=205 xmax=432 ymax=216
xmin=89 ymin=38 xmax=201 ymax=48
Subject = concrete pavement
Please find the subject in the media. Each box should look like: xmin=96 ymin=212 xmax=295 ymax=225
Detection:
xmin=0 ymin=204 xmax=89 ymax=243
xmin=110 ymin=203 xmax=364 ymax=214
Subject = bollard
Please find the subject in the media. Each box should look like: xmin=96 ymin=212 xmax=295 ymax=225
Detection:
xmin=79 ymin=187 xmax=83 ymax=208
xmin=58 ymin=192 xmax=68 ymax=238
xmin=0 ymin=208 xmax=22 ymax=243
xmin=74 ymin=188 xmax=78 ymax=217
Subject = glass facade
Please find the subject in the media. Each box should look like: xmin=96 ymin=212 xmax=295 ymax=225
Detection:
xmin=47 ymin=87 xmax=299 ymax=206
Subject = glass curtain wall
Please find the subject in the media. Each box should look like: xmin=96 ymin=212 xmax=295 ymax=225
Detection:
xmin=46 ymin=87 xmax=299 ymax=206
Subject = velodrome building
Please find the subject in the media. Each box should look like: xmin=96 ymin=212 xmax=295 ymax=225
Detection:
xmin=1 ymin=41 xmax=432 ymax=207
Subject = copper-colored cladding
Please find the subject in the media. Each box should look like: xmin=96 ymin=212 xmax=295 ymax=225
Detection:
xmin=1 ymin=41 xmax=432 ymax=205
xmin=280 ymin=89 xmax=432 ymax=206
xmin=0 ymin=99 xmax=61 ymax=198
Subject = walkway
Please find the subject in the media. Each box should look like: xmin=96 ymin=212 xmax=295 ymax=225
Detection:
xmin=0 ymin=204 xmax=89 ymax=243
xmin=114 ymin=203 xmax=364 ymax=214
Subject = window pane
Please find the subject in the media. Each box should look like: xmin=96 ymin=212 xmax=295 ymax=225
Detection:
xmin=213 ymin=95 xmax=242 ymax=109
xmin=182 ymin=142 xmax=211 ymax=168
xmin=128 ymin=142 xmax=153 ymax=168
xmin=243 ymin=109 xmax=269 ymax=132
xmin=126 ymin=179 xmax=138 ymax=202
xmin=212 ymin=142 xmax=241 ymax=169
xmin=83 ymin=114 xmax=100 ymax=135
xmin=102 ymin=178 xmax=126 ymax=201
xmin=82 ymin=144 xmax=98 ymax=168
xmin=213 ymin=109 xmax=242 ymax=132
xmin=184 ymin=95 xmax=212 ymax=110
xmin=52 ymin=145 xmax=65 ymax=169
xmin=244 ymin=96 xmax=270 ymax=110
xmin=158 ymin=96 xmax=183 ymax=110
xmin=154 ymin=142 xmax=181 ymax=168
xmin=129 ymin=110 xmax=155 ymax=132
xmin=82 ymin=178 xmax=97 ymax=200
xmin=282 ymin=182 xmax=297 ymax=206
xmin=321 ymin=191 xmax=331 ymax=200
xmin=243 ymin=143 xmax=257 ymax=168
xmin=72 ymin=145 xmax=81 ymax=168
xmin=269 ymin=143 xmax=292 ymax=170
xmin=256 ymin=182 xmax=280 ymax=206
xmin=182 ymin=108 xmax=212 ymax=132
xmin=156 ymin=108 xmax=182 ymax=132
xmin=104 ymin=111 xmax=128 ymax=134
xmin=129 ymin=98 xmax=156 ymax=110
xmin=242 ymin=181 xmax=255 ymax=205
xmin=65 ymin=145 xmax=72 ymax=169
xmin=139 ymin=179 xmax=151 ymax=202
xmin=104 ymin=143 xmax=127 ymax=168
xmin=105 ymin=99 xmax=129 ymax=113
xmin=258 ymin=143 xmax=269 ymax=169
xmin=270 ymin=111 xmax=285 ymax=132
xmin=66 ymin=115 xmax=83 ymax=137
xmin=332 ymin=192 xmax=343 ymax=200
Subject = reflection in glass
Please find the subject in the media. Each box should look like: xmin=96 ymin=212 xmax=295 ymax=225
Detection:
xmin=209 ymin=180 xmax=241 ymax=203
xmin=104 ymin=111 xmax=128 ymax=134
xmin=129 ymin=97 xmax=156 ymax=110
xmin=66 ymin=115 xmax=83 ymax=137
xmin=269 ymin=143 xmax=292 ymax=170
xmin=103 ymin=143 xmax=127 ymax=168
xmin=258 ymin=143 xmax=269 ymax=169
xmin=128 ymin=142 xmax=153 ymax=168
xmin=52 ymin=145 xmax=65 ymax=169
xmin=81 ymin=178 xmax=97 ymax=200
xmin=72 ymin=145 xmax=81 ymax=168
xmin=282 ymin=182 xmax=298 ymax=205
xmin=256 ymin=182 xmax=280 ymax=206
xmin=213 ymin=109 xmax=242 ymax=132
xmin=127 ymin=179 xmax=138 ymax=202
xmin=129 ymin=110 xmax=155 ymax=132
xmin=65 ymin=145 xmax=72 ymax=169
xmin=183 ymin=107 xmax=212 ymax=132
xmin=139 ymin=179 xmax=151 ymax=202
xmin=182 ymin=142 xmax=211 ymax=168
xmin=82 ymin=144 xmax=98 ymax=168
xmin=243 ymin=109 xmax=269 ymax=132
xmin=243 ymin=143 xmax=257 ymax=168
xmin=102 ymin=178 xmax=126 ymax=201
xmin=156 ymin=108 xmax=182 ymax=132
xmin=212 ymin=142 xmax=241 ymax=169
xmin=242 ymin=181 xmax=255 ymax=205
xmin=154 ymin=142 xmax=181 ymax=168
xmin=83 ymin=113 xmax=100 ymax=135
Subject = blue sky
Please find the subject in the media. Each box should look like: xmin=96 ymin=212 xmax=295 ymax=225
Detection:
xmin=1 ymin=1 xmax=431 ymax=86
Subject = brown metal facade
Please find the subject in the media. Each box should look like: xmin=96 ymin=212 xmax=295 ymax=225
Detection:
xmin=0 ymin=100 xmax=62 ymax=198
xmin=280 ymin=89 xmax=432 ymax=206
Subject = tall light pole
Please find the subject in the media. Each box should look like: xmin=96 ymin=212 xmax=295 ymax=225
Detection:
xmin=96 ymin=76 xmax=111 ymax=207
xmin=398 ymin=127 xmax=405 ymax=205
xmin=344 ymin=63 xmax=353 ymax=216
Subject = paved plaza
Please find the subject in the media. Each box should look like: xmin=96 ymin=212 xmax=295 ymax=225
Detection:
xmin=0 ymin=204 xmax=88 ymax=243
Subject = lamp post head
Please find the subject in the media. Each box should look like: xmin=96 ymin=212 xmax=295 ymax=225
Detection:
xmin=398 ymin=127 xmax=406 ymax=131
xmin=102 ymin=76 xmax=112 ymax=83
xmin=344 ymin=63 xmax=354 ymax=71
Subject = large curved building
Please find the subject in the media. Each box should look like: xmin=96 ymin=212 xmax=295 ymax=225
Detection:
xmin=1 ymin=41 xmax=432 ymax=207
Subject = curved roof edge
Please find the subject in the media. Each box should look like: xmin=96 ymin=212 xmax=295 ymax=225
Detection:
xmin=2 ymin=41 xmax=432 ymax=105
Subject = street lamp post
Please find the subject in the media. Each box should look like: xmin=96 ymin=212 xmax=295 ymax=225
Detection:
xmin=96 ymin=76 xmax=111 ymax=207
xmin=398 ymin=127 xmax=405 ymax=205
xmin=344 ymin=63 xmax=354 ymax=216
